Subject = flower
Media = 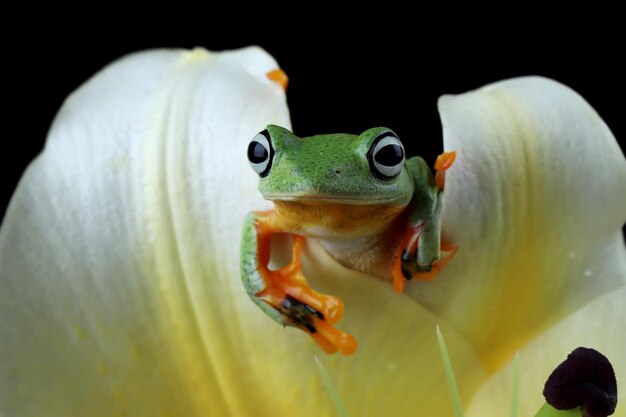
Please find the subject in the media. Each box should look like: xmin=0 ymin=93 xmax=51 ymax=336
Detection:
xmin=0 ymin=47 xmax=624 ymax=417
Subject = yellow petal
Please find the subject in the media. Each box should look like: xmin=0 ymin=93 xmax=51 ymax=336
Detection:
xmin=406 ymin=77 xmax=626 ymax=371
xmin=466 ymin=284 xmax=626 ymax=417
xmin=0 ymin=47 xmax=484 ymax=416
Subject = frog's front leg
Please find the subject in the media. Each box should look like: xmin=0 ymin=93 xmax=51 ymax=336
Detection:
xmin=241 ymin=210 xmax=357 ymax=355
xmin=391 ymin=153 xmax=458 ymax=293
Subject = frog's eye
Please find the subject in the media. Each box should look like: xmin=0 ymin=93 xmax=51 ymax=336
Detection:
xmin=247 ymin=130 xmax=274 ymax=177
xmin=368 ymin=132 xmax=405 ymax=180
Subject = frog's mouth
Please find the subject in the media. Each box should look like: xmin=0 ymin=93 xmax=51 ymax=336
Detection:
xmin=264 ymin=194 xmax=409 ymax=206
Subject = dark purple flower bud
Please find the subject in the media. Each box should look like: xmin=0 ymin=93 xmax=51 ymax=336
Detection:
xmin=543 ymin=347 xmax=617 ymax=417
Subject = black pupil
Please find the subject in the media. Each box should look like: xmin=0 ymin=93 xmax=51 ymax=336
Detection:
xmin=248 ymin=141 xmax=268 ymax=163
xmin=375 ymin=143 xmax=404 ymax=166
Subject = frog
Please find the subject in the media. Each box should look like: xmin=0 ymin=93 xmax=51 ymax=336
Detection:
xmin=241 ymin=125 xmax=456 ymax=355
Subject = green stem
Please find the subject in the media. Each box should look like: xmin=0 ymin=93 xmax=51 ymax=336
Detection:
xmin=534 ymin=402 xmax=581 ymax=417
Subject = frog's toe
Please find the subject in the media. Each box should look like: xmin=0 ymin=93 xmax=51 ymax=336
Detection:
xmin=280 ymin=284 xmax=355 ymax=354
xmin=434 ymin=150 xmax=457 ymax=191
xmin=311 ymin=317 xmax=358 ymax=355
xmin=285 ymin=284 xmax=343 ymax=324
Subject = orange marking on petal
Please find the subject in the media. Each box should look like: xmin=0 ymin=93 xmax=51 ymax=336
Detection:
xmin=266 ymin=69 xmax=289 ymax=91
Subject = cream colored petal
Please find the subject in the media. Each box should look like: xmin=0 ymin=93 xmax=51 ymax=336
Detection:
xmin=409 ymin=77 xmax=626 ymax=370
xmin=0 ymin=46 xmax=289 ymax=416
xmin=0 ymin=47 xmax=485 ymax=417
xmin=407 ymin=77 xmax=626 ymax=371
xmin=466 ymin=284 xmax=626 ymax=417
xmin=303 ymin=241 xmax=488 ymax=416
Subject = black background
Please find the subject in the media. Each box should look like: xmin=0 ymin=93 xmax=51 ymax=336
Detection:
xmin=2 ymin=25 xmax=625 ymax=227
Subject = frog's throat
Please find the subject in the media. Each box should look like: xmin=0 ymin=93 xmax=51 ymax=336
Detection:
xmin=271 ymin=200 xmax=406 ymax=239
xmin=269 ymin=200 xmax=407 ymax=283
xmin=316 ymin=212 xmax=407 ymax=283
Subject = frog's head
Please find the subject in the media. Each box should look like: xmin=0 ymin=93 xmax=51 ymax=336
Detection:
xmin=246 ymin=125 xmax=412 ymax=205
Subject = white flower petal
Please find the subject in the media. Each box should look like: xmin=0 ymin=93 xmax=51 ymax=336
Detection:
xmin=0 ymin=46 xmax=290 ymax=416
xmin=407 ymin=77 xmax=626 ymax=371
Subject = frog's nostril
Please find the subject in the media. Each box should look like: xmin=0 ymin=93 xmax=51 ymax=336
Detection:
xmin=334 ymin=168 xmax=342 ymax=175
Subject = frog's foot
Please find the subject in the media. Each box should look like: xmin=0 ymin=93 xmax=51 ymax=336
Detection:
xmin=257 ymin=235 xmax=357 ymax=355
xmin=391 ymin=225 xmax=457 ymax=293
xmin=434 ymin=151 xmax=457 ymax=191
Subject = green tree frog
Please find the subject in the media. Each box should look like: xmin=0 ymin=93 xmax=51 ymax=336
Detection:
xmin=241 ymin=125 xmax=456 ymax=355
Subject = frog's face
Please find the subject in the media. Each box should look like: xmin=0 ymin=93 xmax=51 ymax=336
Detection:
xmin=247 ymin=125 xmax=413 ymax=205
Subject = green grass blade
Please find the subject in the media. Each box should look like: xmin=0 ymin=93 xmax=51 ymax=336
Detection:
xmin=510 ymin=351 xmax=520 ymax=417
xmin=315 ymin=356 xmax=349 ymax=417
xmin=436 ymin=325 xmax=465 ymax=417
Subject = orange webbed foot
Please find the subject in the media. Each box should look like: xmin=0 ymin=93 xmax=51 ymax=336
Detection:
xmin=258 ymin=235 xmax=357 ymax=355
xmin=391 ymin=225 xmax=457 ymax=293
